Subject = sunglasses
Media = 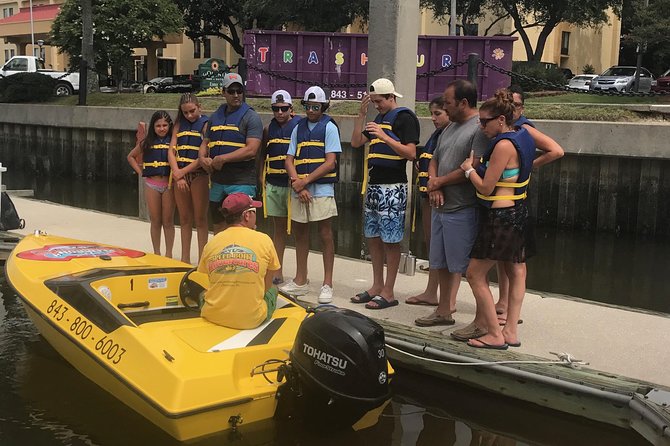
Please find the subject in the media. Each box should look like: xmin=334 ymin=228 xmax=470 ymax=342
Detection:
xmin=479 ymin=116 xmax=497 ymax=127
xmin=226 ymin=88 xmax=244 ymax=95
xmin=304 ymin=104 xmax=321 ymax=111
xmin=271 ymin=105 xmax=291 ymax=112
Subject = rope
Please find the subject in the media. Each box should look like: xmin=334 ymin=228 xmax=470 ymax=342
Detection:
xmin=386 ymin=343 xmax=589 ymax=368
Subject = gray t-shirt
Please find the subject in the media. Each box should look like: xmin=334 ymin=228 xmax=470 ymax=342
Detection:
xmin=432 ymin=114 xmax=489 ymax=213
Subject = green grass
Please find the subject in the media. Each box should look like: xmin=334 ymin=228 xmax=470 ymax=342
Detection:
xmin=50 ymin=91 xmax=669 ymax=122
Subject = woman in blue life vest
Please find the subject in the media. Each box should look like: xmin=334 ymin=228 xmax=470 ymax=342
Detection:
xmin=492 ymin=85 xmax=564 ymax=325
xmin=282 ymin=86 xmax=341 ymax=305
xmin=406 ymin=96 xmax=451 ymax=312
xmin=168 ymin=93 xmax=209 ymax=264
xmin=459 ymin=89 xmax=537 ymax=350
xmin=260 ymin=90 xmax=301 ymax=285
xmin=127 ymin=110 xmax=176 ymax=257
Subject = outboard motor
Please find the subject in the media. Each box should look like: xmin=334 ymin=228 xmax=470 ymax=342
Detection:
xmin=275 ymin=307 xmax=390 ymax=429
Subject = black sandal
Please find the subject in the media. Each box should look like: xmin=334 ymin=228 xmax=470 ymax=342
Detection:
xmin=350 ymin=291 xmax=373 ymax=303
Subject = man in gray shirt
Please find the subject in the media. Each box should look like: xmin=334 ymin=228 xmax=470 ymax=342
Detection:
xmin=414 ymin=80 xmax=489 ymax=337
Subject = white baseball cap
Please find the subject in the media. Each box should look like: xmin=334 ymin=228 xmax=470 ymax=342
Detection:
xmin=369 ymin=78 xmax=403 ymax=98
xmin=301 ymin=86 xmax=328 ymax=104
xmin=222 ymin=72 xmax=244 ymax=89
xmin=271 ymin=89 xmax=292 ymax=105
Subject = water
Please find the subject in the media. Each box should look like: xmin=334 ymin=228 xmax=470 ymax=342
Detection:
xmin=6 ymin=174 xmax=670 ymax=315
xmin=0 ymin=285 xmax=649 ymax=445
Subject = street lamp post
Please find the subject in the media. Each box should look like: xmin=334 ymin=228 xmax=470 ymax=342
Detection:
xmin=29 ymin=0 xmax=35 ymax=56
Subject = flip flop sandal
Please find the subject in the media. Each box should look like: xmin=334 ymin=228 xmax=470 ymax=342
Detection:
xmin=351 ymin=290 xmax=373 ymax=304
xmin=365 ymin=296 xmax=399 ymax=310
xmin=405 ymin=296 xmax=439 ymax=306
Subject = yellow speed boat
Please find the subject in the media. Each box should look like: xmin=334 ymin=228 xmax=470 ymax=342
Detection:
xmin=6 ymin=233 xmax=391 ymax=441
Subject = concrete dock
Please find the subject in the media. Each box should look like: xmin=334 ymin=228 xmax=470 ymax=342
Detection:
xmin=5 ymin=197 xmax=670 ymax=444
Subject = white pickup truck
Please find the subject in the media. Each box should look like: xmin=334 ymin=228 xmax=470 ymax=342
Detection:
xmin=0 ymin=55 xmax=80 ymax=96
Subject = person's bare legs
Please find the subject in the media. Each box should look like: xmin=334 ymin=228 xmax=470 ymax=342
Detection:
xmin=495 ymin=261 xmax=510 ymax=319
xmin=161 ymin=188 xmax=175 ymax=258
xmin=190 ymin=175 xmax=209 ymax=262
xmin=174 ymin=186 xmax=193 ymax=263
xmin=501 ymin=262 xmax=527 ymax=346
xmin=465 ymin=258 xmax=505 ymax=347
xmin=435 ymin=268 xmax=461 ymax=317
xmin=366 ymin=236 xmax=385 ymax=297
xmin=144 ymin=185 xmax=163 ymax=255
xmin=292 ymin=221 xmax=309 ymax=285
xmin=407 ymin=198 xmax=439 ymax=304
xmin=318 ymin=218 xmax=334 ymax=287
xmin=380 ymin=242 xmax=400 ymax=301
xmin=272 ymin=216 xmax=288 ymax=282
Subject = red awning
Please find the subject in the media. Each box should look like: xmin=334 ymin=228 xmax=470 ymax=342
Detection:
xmin=0 ymin=4 xmax=60 ymax=24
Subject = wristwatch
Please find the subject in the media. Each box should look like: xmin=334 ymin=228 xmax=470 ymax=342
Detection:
xmin=464 ymin=168 xmax=475 ymax=179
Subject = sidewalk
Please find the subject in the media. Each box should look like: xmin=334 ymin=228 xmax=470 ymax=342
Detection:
xmin=10 ymin=196 xmax=670 ymax=388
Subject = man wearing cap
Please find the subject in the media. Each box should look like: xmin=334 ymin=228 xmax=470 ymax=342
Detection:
xmin=282 ymin=86 xmax=341 ymax=304
xmin=350 ymin=78 xmax=420 ymax=310
xmin=260 ymin=90 xmax=300 ymax=286
xmin=200 ymin=72 xmax=263 ymax=234
xmin=197 ymin=193 xmax=280 ymax=330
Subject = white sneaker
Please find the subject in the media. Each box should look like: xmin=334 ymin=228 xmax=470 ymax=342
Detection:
xmin=280 ymin=279 xmax=310 ymax=296
xmin=318 ymin=285 xmax=333 ymax=304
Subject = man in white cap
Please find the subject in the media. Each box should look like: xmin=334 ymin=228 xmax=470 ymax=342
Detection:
xmin=350 ymin=78 xmax=420 ymax=310
xmin=282 ymin=86 xmax=341 ymax=304
xmin=260 ymin=89 xmax=300 ymax=285
xmin=199 ymin=72 xmax=263 ymax=234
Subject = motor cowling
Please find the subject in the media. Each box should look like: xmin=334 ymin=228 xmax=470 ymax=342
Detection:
xmin=275 ymin=307 xmax=390 ymax=429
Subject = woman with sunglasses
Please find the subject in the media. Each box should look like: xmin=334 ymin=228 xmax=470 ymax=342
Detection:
xmin=260 ymin=90 xmax=301 ymax=286
xmin=458 ymin=88 xmax=537 ymax=350
xmin=282 ymin=86 xmax=341 ymax=304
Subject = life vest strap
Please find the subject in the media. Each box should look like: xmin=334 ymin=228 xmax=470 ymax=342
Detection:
xmin=268 ymin=138 xmax=290 ymax=145
xmin=177 ymin=131 xmax=201 ymax=138
xmin=417 ymin=172 xmax=429 ymax=178
xmin=176 ymin=145 xmax=200 ymax=152
xmin=266 ymin=154 xmax=287 ymax=162
xmin=419 ymin=152 xmax=433 ymax=160
xmin=267 ymin=168 xmax=287 ymax=175
xmin=208 ymin=141 xmax=245 ymax=148
xmin=477 ymin=191 xmax=528 ymax=201
xmin=176 ymin=157 xmax=195 ymax=163
xmin=209 ymin=125 xmax=239 ymax=132
xmin=495 ymin=177 xmax=530 ymax=188
xmin=294 ymin=158 xmax=325 ymax=165
xmin=297 ymin=172 xmax=336 ymax=179
xmin=296 ymin=141 xmax=325 ymax=157
xmin=151 ymin=144 xmax=170 ymax=150
xmin=367 ymin=153 xmax=403 ymax=161
xmin=143 ymin=161 xmax=169 ymax=168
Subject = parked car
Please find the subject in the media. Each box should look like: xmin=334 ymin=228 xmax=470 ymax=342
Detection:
xmin=1 ymin=55 xmax=79 ymax=96
xmin=566 ymin=74 xmax=598 ymax=91
xmin=651 ymin=68 xmax=670 ymax=93
xmin=143 ymin=75 xmax=200 ymax=93
xmin=589 ymin=66 xmax=654 ymax=93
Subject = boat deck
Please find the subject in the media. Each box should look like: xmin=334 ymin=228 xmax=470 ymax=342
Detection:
xmin=6 ymin=197 xmax=670 ymax=444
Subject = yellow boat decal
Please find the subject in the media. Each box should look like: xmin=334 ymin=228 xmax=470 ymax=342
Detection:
xmin=208 ymin=318 xmax=285 ymax=352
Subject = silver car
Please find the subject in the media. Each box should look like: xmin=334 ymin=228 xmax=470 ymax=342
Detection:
xmin=566 ymin=74 xmax=598 ymax=91
xmin=589 ymin=66 xmax=654 ymax=93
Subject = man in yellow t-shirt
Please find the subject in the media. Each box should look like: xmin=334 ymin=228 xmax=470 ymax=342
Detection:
xmin=198 ymin=193 xmax=281 ymax=329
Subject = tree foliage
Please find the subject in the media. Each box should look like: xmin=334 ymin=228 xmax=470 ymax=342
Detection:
xmin=51 ymin=0 xmax=182 ymax=80
xmin=419 ymin=0 xmax=487 ymax=34
xmin=625 ymin=0 xmax=670 ymax=73
xmin=175 ymin=0 xmax=369 ymax=56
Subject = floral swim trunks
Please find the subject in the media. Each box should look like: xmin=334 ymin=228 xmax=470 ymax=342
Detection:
xmin=363 ymin=183 xmax=408 ymax=244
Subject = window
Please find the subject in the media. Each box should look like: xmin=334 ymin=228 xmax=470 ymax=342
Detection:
xmin=2 ymin=7 xmax=14 ymax=18
xmin=561 ymin=31 xmax=570 ymax=56
xmin=157 ymin=48 xmax=164 ymax=58
xmin=193 ymin=39 xmax=201 ymax=59
xmin=203 ymin=38 xmax=211 ymax=59
xmin=4 ymin=49 xmax=15 ymax=63
xmin=6 ymin=57 xmax=27 ymax=71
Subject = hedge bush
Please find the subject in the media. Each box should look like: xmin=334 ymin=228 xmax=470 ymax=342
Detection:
xmin=0 ymin=72 xmax=57 ymax=103
xmin=511 ymin=62 xmax=567 ymax=92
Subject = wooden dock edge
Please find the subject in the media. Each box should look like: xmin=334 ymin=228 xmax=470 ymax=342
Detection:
xmin=377 ymin=319 xmax=670 ymax=445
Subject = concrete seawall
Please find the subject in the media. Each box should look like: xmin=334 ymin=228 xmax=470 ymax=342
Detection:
xmin=1 ymin=104 xmax=669 ymax=236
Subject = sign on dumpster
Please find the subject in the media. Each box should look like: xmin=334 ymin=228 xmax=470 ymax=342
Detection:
xmin=244 ymin=30 xmax=516 ymax=101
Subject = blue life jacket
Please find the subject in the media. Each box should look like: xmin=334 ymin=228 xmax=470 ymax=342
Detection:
xmin=207 ymin=103 xmax=251 ymax=158
xmin=514 ymin=115 xmax=535 ymax=129
xmin=142 ymin=135 xmax=171 ymax=177
xmin=176 ymin=115 xmax=208 ymax=169
xmin=417 ymin=127 xmax=444 ymax=196
xmin=294 ymin=115 xmax=338 ymax=184
xmin=265 ymin=116 xmax=300 ymax=186
xmin=368 ymin=107 xmax=417 ymax=171
xmin=475 ymin=127 xmax=535 ymax=207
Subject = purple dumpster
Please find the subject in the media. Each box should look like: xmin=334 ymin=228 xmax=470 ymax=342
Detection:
xmin=244 ymin=30 xmax=516 ymax=101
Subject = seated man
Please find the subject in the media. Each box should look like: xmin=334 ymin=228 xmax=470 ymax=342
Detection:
xmin=197 ymin=193 xmax=280 ymax=329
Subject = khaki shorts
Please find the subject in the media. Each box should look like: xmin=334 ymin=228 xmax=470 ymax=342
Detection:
xmin=265 ymin=184 xmax=290 ymax=217
xmin=290 ymin=196 xmax=338 ymax=223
